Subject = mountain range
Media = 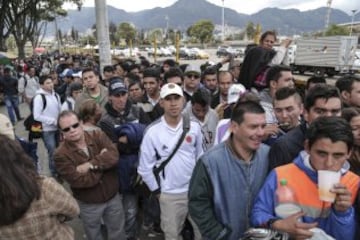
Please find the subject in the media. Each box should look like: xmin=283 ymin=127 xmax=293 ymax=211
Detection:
xmin=58 ymin=0 xmax=360 ymax=35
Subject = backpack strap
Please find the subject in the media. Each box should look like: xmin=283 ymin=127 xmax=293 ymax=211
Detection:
xmin=66 ymin=99 xmax=73 ymax=110
xmin=40 ymin=93 xmax=47 ymax=111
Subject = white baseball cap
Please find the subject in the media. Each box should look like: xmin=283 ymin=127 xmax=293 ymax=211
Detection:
xmin=227 ymin=84 xmax=246 ymax=104
xmin=160 ymin=83 xmax=184 ymax=99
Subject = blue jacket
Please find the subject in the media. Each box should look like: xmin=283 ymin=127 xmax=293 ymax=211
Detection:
xmin=251 ymin=152 xmax=359 ymax=239
xmin=114 ymin=123 xmax=146 ymax=193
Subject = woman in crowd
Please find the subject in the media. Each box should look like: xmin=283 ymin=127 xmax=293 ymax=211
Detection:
xmin=342 ymin=107 xmax=360 ymax=175
xmin=238 ymin=30 xmax=292 ymax=91
xmin=0 ymin=134 xmax=79 ymax=240
xmin=78 ymin=99 xmax=103 ymax=132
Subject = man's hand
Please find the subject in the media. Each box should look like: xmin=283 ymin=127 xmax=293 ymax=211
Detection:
xmin=331 ymin=183 xmax=352 ymax=212
xmin=280 ymin=38 xmax=292 ymax=48
xmin=263 ymin=123 xmax=279 ymax=140
xmin=272 ymin=212 xmax=317 ymax=240
xmin=76 ymin=162 xmax=93 ymax=174
xmin=118 ymin=136 xmax=128 ymax=144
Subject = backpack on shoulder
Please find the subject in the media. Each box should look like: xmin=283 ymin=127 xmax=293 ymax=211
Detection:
xmin=24 ymin=94 xmax=47 ymax=139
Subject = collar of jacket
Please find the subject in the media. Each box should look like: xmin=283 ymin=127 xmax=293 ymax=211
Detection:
xmin=105 ymin=100 xmax=131 ymax=117
xmin=63 ymin=131 xmax=95 ymax=154
xmin=225 ymin=135 xmax=254 ymax=162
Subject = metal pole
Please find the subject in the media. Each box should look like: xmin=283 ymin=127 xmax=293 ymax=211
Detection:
xmin=175 ymin=32 xmax=179 ymax=63
xmin=350 ymin=10 xmax=357 ymax=36
xmin=95 ymin=0 xmax=111 ymax=77
xmin=222 ymin=0 xmax=225 ymax=42
xmin=54 ymin=18 xmax=61 ymax=54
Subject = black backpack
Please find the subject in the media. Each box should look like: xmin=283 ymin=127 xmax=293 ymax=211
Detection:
xmin=24 ymin=93 xmax=59 ymax=139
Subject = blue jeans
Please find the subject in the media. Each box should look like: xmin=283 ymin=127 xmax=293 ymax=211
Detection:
xmin=42 ymin=130 xmax=59 ymax=176
xmin=123 ymin=193 xmax=138 ymax=238
xmin=4 ymin=95 xmax=21 ymax=123
xmin=78 ymin=193 xmax=126 ymax=240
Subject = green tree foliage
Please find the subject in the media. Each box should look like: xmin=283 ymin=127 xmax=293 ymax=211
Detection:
xmin=325 ymin=24 xmax=350 ymax=36
xmin=245 ymin=21 xmax=256 ymax=40
xmin=117 ymin=22 xmax=137 ymax=46
xmin=109 ymin=21 xmax=119 ymax=46
xmin=0 ymin=0 xmax=82 ymax=57
xmin=187 ymin=19 xmax=214 ymax=44
xmin=148 ymin=29 xmax=163 ymax=44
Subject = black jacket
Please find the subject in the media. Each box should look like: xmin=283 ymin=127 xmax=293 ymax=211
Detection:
xmin=268 ymin=121 xmax=307 ymax=172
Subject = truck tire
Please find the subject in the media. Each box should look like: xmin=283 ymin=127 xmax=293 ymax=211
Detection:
xmin=314 ymin=68 xmax=325 ymax=76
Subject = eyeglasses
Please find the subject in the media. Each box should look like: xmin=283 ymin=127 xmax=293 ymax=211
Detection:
xmin=186 ymin=74 xmax=200 ymax=79
xmin=61 ymin=122 xmax=80 ymax=132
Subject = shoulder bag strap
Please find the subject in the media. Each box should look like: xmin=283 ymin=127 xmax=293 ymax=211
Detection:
xmin=154 ymin=114 xmax=191 ymax=175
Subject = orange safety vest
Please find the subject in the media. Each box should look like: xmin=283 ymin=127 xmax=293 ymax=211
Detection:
xmin=275 ymin=164 xmax=359 ymax=218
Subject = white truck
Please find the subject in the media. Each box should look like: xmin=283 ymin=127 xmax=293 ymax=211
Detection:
xmin=291 ymin=36 xmax=358 ymax=77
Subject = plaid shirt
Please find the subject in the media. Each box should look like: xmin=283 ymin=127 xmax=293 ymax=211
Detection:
xmin=0 ymin=177 xmax=79 ymax=239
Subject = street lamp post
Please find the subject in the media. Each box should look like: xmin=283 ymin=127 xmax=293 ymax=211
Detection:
xmin=350 ymin=9 xmax=357 ymax=36
xmin=221 ymin=0 xmax=225 ymax=42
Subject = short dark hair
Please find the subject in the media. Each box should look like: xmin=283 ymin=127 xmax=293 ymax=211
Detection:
xmin=0 ymin=135 xmax=40 ymax=226
xmin=231 ymin=101 xmax=265 ymax=125
xmin=57 ymin=110 xmax=80 ymax=129
xmin=335 ymin=75 xmax=360 ymax=93
xmin=163 ymin=59 xmax=177 ymax=67
xmin=260 ymin=30 xmax=277 ymax=43
xmin=266 ymin=65 xmax=292 ymax=86
xmin=306 ymin=116 xmax=353 ymax=151
xmin=103 ymin=65 xmax=114 ymax=73
xmin=274 ymin=87 xmax=302 ymax=103
xmin=304 ymin=84 xmax=340 ymax=111
xmin=191 ymin=88 xmax=211 ymax=107
xmin=142 ymin=67 xmax=160 ymax=81
xmin=201 ymin=67 xmax=218 ymax=81
xmin=164 ymin=67 xmax=184 ymax=83
xmin=128 ymin=79 xmax=142 ymax=90
xmin=342 ymin=107 xmax=360 ymax=122
xmin=82 ymin=67 xmax=98 ymax=76
xmin=126 ymin=73 xmax=142 ymax=88
xmin=39 ymin=75 xmax=52 ymax=85
xmin=306 ymin=76 xmax=326 ymax=90
xmin=4 ymin=67 xmax=11 ymax=74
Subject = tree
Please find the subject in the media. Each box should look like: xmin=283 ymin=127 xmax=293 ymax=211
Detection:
xmin=3 ymin=0 xmax=82 ymax=58
xmin=325 ymin=24 xmax=350 ymax=36
xmin=70 ymin=26 xmax=79 ymax=43
xmin=245 ymin=21 xmax=256 ymax=40
xmin=187 ymin=19 xmax=214 ymax=45
xmin=148 ymin=28 xmax=163 ymax=44
xmin=109 ymin=21 xmax=119 ymax=46
xmin=117 ymin=22 xmax=137 ymax=46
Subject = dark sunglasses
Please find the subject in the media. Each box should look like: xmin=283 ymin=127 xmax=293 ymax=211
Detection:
xmin=186 ymin=74 xmax=200 ymax=79
xmin=61 ymin=122 xmax=80 ymax=132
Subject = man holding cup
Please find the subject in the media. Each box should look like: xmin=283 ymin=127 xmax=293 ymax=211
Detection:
xmin=251 ymin=116 xmax=359 ymax=239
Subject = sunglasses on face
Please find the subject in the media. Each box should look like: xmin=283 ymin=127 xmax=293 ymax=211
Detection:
xmin=186 ymin=74 xmax=200 ymax=79
xmin=61 ymin=122 xmax=80 ymax=132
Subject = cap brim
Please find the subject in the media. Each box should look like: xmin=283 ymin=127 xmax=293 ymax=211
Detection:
xmin=110 ymin=89 xmax=128 ymax=95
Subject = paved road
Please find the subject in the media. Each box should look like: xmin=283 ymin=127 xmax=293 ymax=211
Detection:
xmin=0 ymin=50 xmax=344 ymax=239
xmin=1 ymin=103 xmax=164 ymax=240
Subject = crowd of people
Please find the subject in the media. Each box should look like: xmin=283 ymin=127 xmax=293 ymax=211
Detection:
xmin=0 ymin=30 xmax=360 ymax=240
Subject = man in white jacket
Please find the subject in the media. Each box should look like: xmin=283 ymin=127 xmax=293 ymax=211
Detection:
xmin=33 ymin=75 xmax=61 ymax=177
xmin=138 ymin=83 xmax=204 ymax=239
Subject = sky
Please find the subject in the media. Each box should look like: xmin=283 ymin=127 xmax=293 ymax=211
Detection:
xmin=63 ymin=0 xmax=360 ymax=16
